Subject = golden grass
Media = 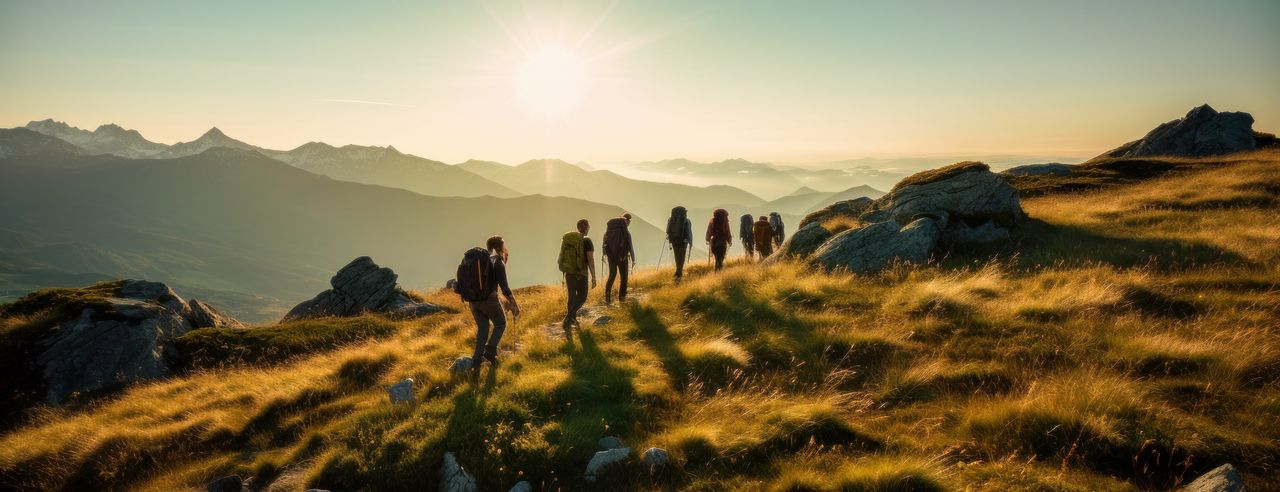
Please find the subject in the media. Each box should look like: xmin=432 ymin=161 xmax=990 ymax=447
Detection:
xmin=2 ymin=152 xmax=1279 ymax=490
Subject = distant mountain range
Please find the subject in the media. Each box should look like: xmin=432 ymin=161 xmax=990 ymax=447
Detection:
xmin=619 ymin=158 xmax=905 ymax=200
xmin=458 ymin=158 xmax=765 ymax=226
xmin=0 ymin=129 xmax=663 ymax=322
xmin=21 ymin=120 xmax=519 ymax=198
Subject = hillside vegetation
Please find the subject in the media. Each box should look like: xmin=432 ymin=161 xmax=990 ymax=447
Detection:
xmin=1 ymin=151 xmax=1278 ymax=490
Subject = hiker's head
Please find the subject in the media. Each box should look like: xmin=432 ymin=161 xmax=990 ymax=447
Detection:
xmin=486 ymin=235 xmax=508 ymax=261
xmin=576 ymin=219 xmax=589 ymax=234
xmin=622 ymin=213 xmax=632 ymax=224
xmin=759 ymin=216 xmax=768 ymax=221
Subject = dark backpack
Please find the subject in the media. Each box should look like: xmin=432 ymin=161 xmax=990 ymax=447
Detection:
xmin=667 ymin=206 xmax=687 ymax=243
xmin=603 ymin=217 xmax=630 ymax=259
xmin=739 ymin=214 xmax=754 ymax=240
xmin=710 ymin=209 xmax=731 ymax=243
xmin=454 ymin=247 xmax=493 ymax=302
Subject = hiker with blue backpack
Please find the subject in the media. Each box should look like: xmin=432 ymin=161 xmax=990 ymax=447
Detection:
xmin=453 ymin=235 xmax=520 ymax=377
xmin=558 ymin=219 xmax=597 ymax=337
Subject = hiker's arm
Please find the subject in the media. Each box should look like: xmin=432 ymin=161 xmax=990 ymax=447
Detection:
xmin=494 ymin=261 xmax=518 ymax=314
xmin=628 ymin=232 xmax=636 ymax=267
xmin=586 ymin=250 xmax=597 ymax=287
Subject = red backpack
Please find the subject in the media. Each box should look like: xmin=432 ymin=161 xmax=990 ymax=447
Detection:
xmin=709 ymin=209 xmax=731 ymax=243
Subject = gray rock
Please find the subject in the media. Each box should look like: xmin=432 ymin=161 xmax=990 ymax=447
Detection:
xmin=642 ymin=447 xmax=669 ymax=468
xmin=450 ymin=356 xmax=474 ymax=378
xmin=440 ymin=452 xmax=478 ymax=492
xmin=1001 ymin=163 xmax=1074 ymax=176
xmin=942 ymin=219 xmax=1011 ymax=245
xmin=871 ymin=164 xmax=1023 ymax=227
xmin=1106 ymin=104 xmax=1257 ymax=158
xmin=508 ymin=481 xmax=532 ymax=492
xmin=585 ymin=447 xmax=631 ymax=481
xmin=188 ymin=299 xmax=244 ymax=328
xmin=20 ymin=280 xmax=241 ymax=405
xmin=388 ymin=378 xmax=414 ymax=404
xmin=38 ymin=306 xmax=193 ymax=404
xmin=598 ymin=435 xmax=624 ymax=450
xmin=814 ymin=217 xmax=942 ymax=274
xmin=1181 ymin=463 xmax=1244 ymax=492
xmin=768 ymin=221 xmax=833 ymax=262
xmin=206 ymin=475 xmax=242 ymax=492
xmin=593 ymin=315 xmax=613 ymax=326
xmin=798 ymin=197 xmax=874 ymax=229
xmin=284 ymin=256 xmax=442 ymax=321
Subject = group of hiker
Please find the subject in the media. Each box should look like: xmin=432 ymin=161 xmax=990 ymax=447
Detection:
xmin=684 ymin=208 xmax=786 ymax=273
xmin=452 ymin=208 xmax=786 ymax=376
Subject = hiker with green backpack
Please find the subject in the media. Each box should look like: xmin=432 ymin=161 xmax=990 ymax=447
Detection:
xmin=558 ymin=219 xmax=597 ymax=335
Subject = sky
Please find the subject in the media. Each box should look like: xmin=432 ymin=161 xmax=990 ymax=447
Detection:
xmin=2 ymin=0 xmax=1277 ymax=165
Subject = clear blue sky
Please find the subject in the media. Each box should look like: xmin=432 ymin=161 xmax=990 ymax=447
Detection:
xmin=2 ymin=0 xmax=1277 ymax=164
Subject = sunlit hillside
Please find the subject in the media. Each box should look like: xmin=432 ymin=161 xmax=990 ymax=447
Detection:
xmin=1 ymin=149 xmax=1276 ymax=491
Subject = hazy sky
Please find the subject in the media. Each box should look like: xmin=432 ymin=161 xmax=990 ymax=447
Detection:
xmin=2 ymin=0 xmax=1277 ymax=164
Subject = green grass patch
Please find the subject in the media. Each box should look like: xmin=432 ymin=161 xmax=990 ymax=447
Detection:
xmin=172 ymin=315 xmax=400 ymax=370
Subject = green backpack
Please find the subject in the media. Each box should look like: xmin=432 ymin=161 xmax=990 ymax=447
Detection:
xmin=558 ymin=231 xmax=586 ymax=275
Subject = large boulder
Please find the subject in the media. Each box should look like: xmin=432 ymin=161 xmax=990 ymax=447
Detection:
xmin=1104 ymin=104 xmax=1257 ymax=158
xmin=814 ymin=217 xmax=943 ymax=273
xmin=1180 ymin=463 xmax=1244 ymax=492
xmin=794 ymin=161 xmax=1025 ymax=273
xmin=27 ymin=279 xmax=242 ymax=404
xmin=1000 ymin=163 xmax=1074 ymax=177
xmin=284 ymin=256 xmax=442 ymax=321
xmin=797 ymin=197 xmax=874 ymax=229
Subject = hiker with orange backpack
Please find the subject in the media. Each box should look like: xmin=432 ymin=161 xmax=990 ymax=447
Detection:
xmin=602 ymin=213 xmax=637 ymax=304
xmin=453 ymin=236 xmax=520 ymax=377
xmin=558 ymin=219 xmax=597 ymax=336
xmin=706 ymin=209 xmax=733 ymax=271
xmin=753 ymin=215 xmax=775 ymax=259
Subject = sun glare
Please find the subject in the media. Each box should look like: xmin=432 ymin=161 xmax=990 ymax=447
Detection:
xmin=516 ymin=44 xmax=587 ymax=118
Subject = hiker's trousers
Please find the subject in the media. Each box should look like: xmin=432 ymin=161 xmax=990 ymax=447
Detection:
xmin=741 ymin=237 xmax=754 ymax=257
xmin=756 ymin=241 xmax=773 ymax=259
xmin=469 ymin=293 xmax=506 ymax=362
xmin=565 ymin=273 xmax=589 ymax=322
xmin=711 ymin=241 xmax=728 ymax=271
xmin=605 ymin=255 xmax=629 ymax=301
xmin=672 ymin=240 xmax=688 ymax=277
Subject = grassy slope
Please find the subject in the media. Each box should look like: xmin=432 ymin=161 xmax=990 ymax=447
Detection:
xmin=1 ymin=152 xmax=1278 ymax=491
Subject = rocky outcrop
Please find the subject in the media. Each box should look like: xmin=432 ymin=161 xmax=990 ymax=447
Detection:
xmin=1181 ymin=463 xmax=1244 ymax=492
xmin=814 ymin=217 xmax=942 ymax=273
xmin=284 ymin=256 xmax=442 ymax=321
xmin=32 ymin=280 xmax=241 ymax=404
xmin=788 ymin=162 xmax=1024 ymax=273
xmin=1104 ymin=104 xmax=1258 ymax=159
xmin=798 ymin=197 xmax=874 ymax=229
xmin=439 ymin=452 xmax=478 ymax=492
xmin=1001 ymin=163 xmax=1074 ymax=177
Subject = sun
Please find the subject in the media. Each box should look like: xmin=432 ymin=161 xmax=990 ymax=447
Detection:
xmin=516 ymin=44 xmax=587 ymax=118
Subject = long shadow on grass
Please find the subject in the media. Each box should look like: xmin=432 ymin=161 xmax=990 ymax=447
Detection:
xmin=629 ymin=304 xmax=690 ymax=389
xmin=681 ymin=281 xmax=813 ymax=368
xmin=941 ymin=218 xmax=1248 ymax=270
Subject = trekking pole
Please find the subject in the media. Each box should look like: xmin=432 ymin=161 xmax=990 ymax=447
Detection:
xmin=657 ymin=239 xmax=666 ymax=269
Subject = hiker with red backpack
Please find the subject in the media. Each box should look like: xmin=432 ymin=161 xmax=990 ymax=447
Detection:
xmin=667 ymin=206 xmax=693 ymax=280
xmin=558 ymin=219 xmax=597 ymax=336
xmin=602 ymin=213 xmax=637 ymax=304
xmin=706 ymin=209 xmax=733 ymax=271
xmin=453 ymin=235 xmax=520 ymax=377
